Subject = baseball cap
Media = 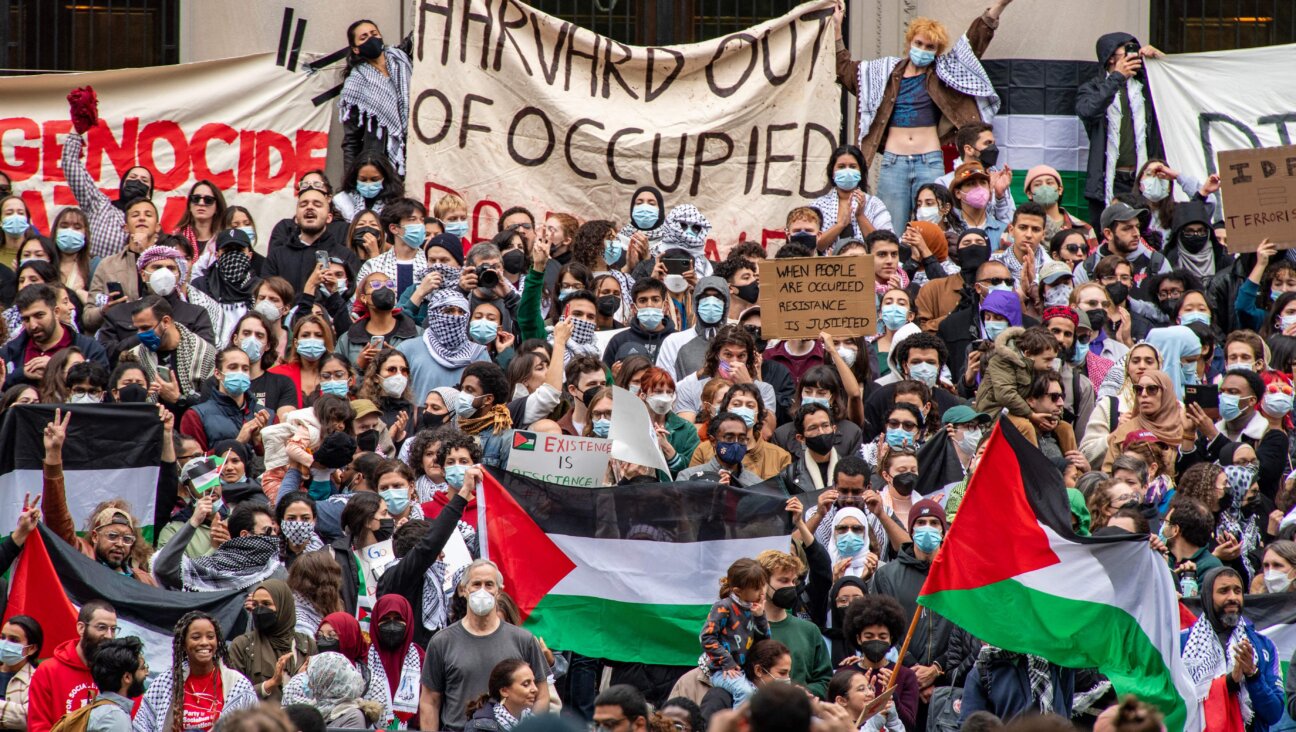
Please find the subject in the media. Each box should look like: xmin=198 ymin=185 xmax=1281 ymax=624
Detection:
xmin=950 ymin=161 xmax=990 ymax=190
xmin=1100 ymin=201 xmax=1147 ymax=233
xmin=907 ymin=498 xmax=948 ymax=534
xmin=942 ymin=405 xmax=991 ymax=426
xmin=1121 ymin=430 xmax=1160 ymax=448
xmin=1039 ymin=260 xmax=1074 ymax=285
xmin=92 ymin=507 xmax=135 ymax=532
xmin=350 ymin=399 xmax=381 ymax=420
xmin=215 ymin=228 xmax=252 ymax=250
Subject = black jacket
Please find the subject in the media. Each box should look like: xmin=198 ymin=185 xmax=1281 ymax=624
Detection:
xmin=1074 ymin=32 xmax=1164 ymax=203
xmin=375 ymin=493 xmax=468 ymax=649
xmin=264 ymin=227 xmax=360 ymax=296
xmin=2 ymin=330 xmax=110 ymax=389
xmin=871 ymin=545 xmax=956 ymax=680
xmin=601 ymin=317 xmax=676 ymax=367
xmin=97 ymin=292 xmax=216 ymax=361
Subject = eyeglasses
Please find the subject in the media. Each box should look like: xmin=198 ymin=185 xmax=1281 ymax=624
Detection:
xmin=886 ymin=419 xmax=918 ymax=431
xmin=189 ymin=194 xmax=217 ymax=206
xmin=1157 ymin=289 xmax=1184 ymax=300
xmin=978 ymin=277 xmax=1012 ymax=287
xmin=366 ymin=280 xmax=396 ymax=291
xmin=1046 ymin=391 xmax=1065 ymax=402
xmin=590 ymin=719 xmax=628 ymax=731
xmin=834 ymin=525 xmax=865 ymax=535
xmin=100 ymin=530 xmax=136 ymax=546
xmin=71 ymin=387 xmax=104 ymax=396
xmin=1132 ymin=384 xmax=1163 ymax=396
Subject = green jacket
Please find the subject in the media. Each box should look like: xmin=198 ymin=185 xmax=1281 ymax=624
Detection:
xmin=661 ymin=412 xmax=700 ymax=476
xmin=973 ymin=326 xmax=1035 ymax=419
xmin=518 ymin=267 xmax=548 ymax=342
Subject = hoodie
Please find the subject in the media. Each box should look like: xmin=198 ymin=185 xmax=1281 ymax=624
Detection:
xmin=27 ymin=639 xmax=95 ymax=732
xmin=1163 ymin=200 xmax=1230 ymax=289
xmin=264 ymin=225 xmax=360 ymax=296
xmin=1075 ymin=32 xmax=1164 ymax=203
xmin=871 ymin=545 xmax=955 ymax=674
xmin=601 ymin=311 xmax=677 ymax=367
xmin=658 ymin=275 xmax=733 ymax=380
xmin=973 ymin=326 xmax=1034 ymax=418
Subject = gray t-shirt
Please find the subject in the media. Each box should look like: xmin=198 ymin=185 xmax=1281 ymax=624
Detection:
xmin=421 ymin=620 xmax=550 ymax=731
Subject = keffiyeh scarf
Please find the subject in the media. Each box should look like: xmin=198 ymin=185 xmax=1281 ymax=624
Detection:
xmin=208 ymin=249 xmax=254 ymax=304
xmin=419 ymin=529 xmax=474 ymax=632
xmin=561 ymin=318 xmax=601 ymax=361
xmin=493 ymin=703 xmax=532 ymax=730
xmin=337 ymin=47 xmax=412 ymax=174
xmin=1219 ymin=465 xmax=1262 ymax=580
xmin=856 ymin=35 xmax=999 ymax=144
xmin=659 ymin=204 xmax=714 ymax=275
xmin=181 ymin=535 xmax=281 ymax=591
xmin=1182 ymin=615 xmax=1255 ymax=724
xmin=423 ymin=290 xmax=484 ymax=368
xmin=977 ymin=645 xmax=1055 ymax=713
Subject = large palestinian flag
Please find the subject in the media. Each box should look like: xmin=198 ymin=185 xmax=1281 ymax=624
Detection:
xmin=478 ymin=468 xmax=792 ymax=665
xmin=5 ymin=525 xmax=247 ymax=673
xmin=0 ymin=404 xmax=164 ymax=538
xmin=918 ymin=420 xmax=1199 ymax=732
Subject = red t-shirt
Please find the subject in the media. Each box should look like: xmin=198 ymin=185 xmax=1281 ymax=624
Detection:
xmin=23 ymin=327 xmax=73 ymax=365
xmin=182 ymin=669 xmax=224 ymax=732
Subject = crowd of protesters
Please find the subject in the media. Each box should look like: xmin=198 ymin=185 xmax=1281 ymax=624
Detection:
xmin=0 ymin=2 xmax=1289 ymax=732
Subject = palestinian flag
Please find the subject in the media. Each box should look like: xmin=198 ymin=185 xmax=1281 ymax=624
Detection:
xmin=0 ymin=404 xmax=164 ymax=538
xmin=914 ymin=432 xmax=966 ymax=506
xmin=5 ymin=525 xmax=247 ymax=672
xmin=478 ymin=468 xmax=791 ymax=665
xmin=918 ymin=420 xmax=1199 ymax=732
xmin=1183 ymin=594 xmax=1296 ymax=683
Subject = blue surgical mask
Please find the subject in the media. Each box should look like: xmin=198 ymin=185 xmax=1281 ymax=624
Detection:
xmin=835 ymin=532 xmax=865 ymax=556
xmin=1181 ymin=362 xmax=1199 ymax=387
xmin=402 ymin=223 xmax=426 ymax=249
xmin=444 ymin=463 xmax=468 ymax=488
xmin=444 ymin=220 xmax=469 ymax=239
xmin=730 ymin=406 xmax=756 ymax=428
xmin=1218 ymin=393 xmax=1250 ymax=422
xmin=716 ymin=440 xmax=748 ymax=465
xmin=637 ymin=307 xmax=664 ymax=330
xmin=1281 ymin=314 xmax=1296 ymax=332
xmin=880 ymin=304 xmax=908 ymax=331
xmin=1070 ymin=342 xmax=1088 ymax=365
xmin=320 ymin=379 xmax=349 ymax=397
xmin=296 ymin=338 xmax=326 ymax=360
xmin=913 ymin=526 xmax=943 ymax=553
xmin=909 ymin=46 xmax=936 ymax=67
xmin=1271 ymin=288 xmax=1284 ymax=302
xmin=983 ymin=319 xmax=1008 ymax=341
xmin=632 ymin=204 xmax=659 ymax=230
xmin=1263 ymin=392 xmax=1294 ymax=417
xmin=833 ymin=168 xmax=862 ymax=191
xmin=454 ymin=391 xmax=479 ymax=417
xmin=802 ymin=394 xmax=830 ymax=409
xmin=356 ymin=180 xmax=383 ymax=199
xmin=559 ymin=287 xmax=579 ymax=303
xmin=698 ymin=296 xmax=725 ymax=325
xmin=908 ymin=362 xmax=938 ymax=386
xmin=138 ymin=329 xmax=162 ymax=352
xmin=885 ymin=427 xmax=916 ymax=449
xmin=986 ymin=283 xmax=1013 ymax=294
xmin=240 ymin=336 xmax=264 ymax=363
xmin=379 ymin=488 xmax=409 ymax=516
xmin=1179 ymin=311 xmax=1211 ymax=327
xmin=593 ymin=418 xmax=611 ymax=438
xmin=0 ymin=640 xmax=27 ymax=667
xmin=223 ymin=372 xmax=251 ymax=397
xmin=238 ymin=226 xmax=257 ymax=246
xmin=468 ymin=318 xmax=498 ymax=345
xmin=55 ymin=229 xmax=86 ymax=253
xmin=1 ymin=215 xmax=28 ymax=236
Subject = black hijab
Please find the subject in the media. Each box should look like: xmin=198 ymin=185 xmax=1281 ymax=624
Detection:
xmin=629 ymin=186 xmax=665 ymax=231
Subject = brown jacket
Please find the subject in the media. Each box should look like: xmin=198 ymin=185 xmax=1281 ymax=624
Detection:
xmin=916 ymin=275 xmax=966 ymax=333
xmin=43 ymin=461 xmax=158 ymax=586
xmin=836 ymin=13 xmax=999 ymax=162
xmin=1007 ymin=415 xmax=1077 ymax=454
xmin=84 ymin=248 xmax=141 ymax=332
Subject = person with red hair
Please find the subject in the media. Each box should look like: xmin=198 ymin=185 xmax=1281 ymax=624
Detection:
xmin=637 ymin=366 xmax=700 ymax=477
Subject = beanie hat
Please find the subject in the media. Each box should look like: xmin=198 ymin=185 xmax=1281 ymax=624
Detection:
xmin=908 ymin=498 xmax=948 ymax=535
xmin=1023 ymin=165 xmax=1063 ymax=194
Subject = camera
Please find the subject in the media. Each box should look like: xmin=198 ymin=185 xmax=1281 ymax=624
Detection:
xmin=1124 ymin=40 xmax=1140 ymax=57
xmin=477 ymin=266 xmax=500 ymax=289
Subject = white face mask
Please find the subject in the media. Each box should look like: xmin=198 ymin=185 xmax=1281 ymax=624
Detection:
xmin=467 ymin=588 xmax=497 ymax=616
xmin=148 ymin=268 xmax=177 ymax=297
xmin=1264 ymin=568 xmax=1293 ymax=593
xmin=915 ymin=206 xmax=942 ymax=224
xmin=663 ymin=274 xmax=689 ymax=293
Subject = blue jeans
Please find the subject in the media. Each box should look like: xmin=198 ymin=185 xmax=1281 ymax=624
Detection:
xmin=876 ymin=150 xmax=945 ymax=228
xmin=710 ymin=669 xmax=758 ymax=707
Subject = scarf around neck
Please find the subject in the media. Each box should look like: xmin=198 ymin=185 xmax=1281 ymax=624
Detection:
xmin=337 ymin=47 xmax=412 ymax=174
xmin=181 ymin=535 xmax=282 ymax=591
xmin=423 ymin=290 xmax=484 ymax=368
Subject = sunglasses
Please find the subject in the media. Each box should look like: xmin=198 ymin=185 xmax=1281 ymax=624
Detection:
xmin=886 ymin=419 xmax=918 ymax=431
xmin=979 ymin=277 xmax=1012 ymax=287
xmin=1133 ymin=384 xmax=1163 ymax=396
xmin=1046 ymin=391 xmax=1065 ymax=402
xmin=366 ymin=280 xmax=396 ymax=291
xmin=1062 ymin=244 xmax=1084 ymax=254
xmin=189 ymin=194 xmax=217 ymax=205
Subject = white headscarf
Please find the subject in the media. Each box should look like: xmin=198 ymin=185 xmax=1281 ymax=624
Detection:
xmin=827 ymin=507 xmax=872 ymax=577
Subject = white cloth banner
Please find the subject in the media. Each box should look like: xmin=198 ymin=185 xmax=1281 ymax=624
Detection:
xmin=0 ymin=53 xmax=334 ymax=251
xmin=1145 ymin=44 xmax=1296 ymax=190
xmin=406 ymin=0 xmax=842 ymax=251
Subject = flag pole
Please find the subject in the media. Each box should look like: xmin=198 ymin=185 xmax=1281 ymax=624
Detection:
xmin=856 ymin=606 xmax=923 ymax=728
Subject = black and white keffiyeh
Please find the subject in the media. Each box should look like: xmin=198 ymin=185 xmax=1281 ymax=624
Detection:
xmin=337 ymin=47 xmax=412 ymax=174
xmin=180 ymin=535 xmax=281 ymax=591
xmin=420 ymin=527 xmax=475 ymax=631
xmin=564 ymin=318 xmax=601 ymax=361
xmin=977 ymin=646 xmax=1055 ymax=713
xmin=493 ymin=702 xmax=532 ymax=730
xmin=1220 ymin=465 xmax=1263 ymax=581
xmin=423 ymin=289 xmax=484 ymax=368
xmin=1182 ymin=614 xmax=1256 ymax=722
xmin=855 ymin=35 xmax=999 ymax=145
xmin=661 ymin=204 xmax=711 ymax=256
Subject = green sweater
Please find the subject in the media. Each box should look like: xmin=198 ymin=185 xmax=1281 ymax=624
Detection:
xmin=518 ymin=267 xmax=548 ymax=342
xmin=768 ymin=614 xmax=832 ymax=698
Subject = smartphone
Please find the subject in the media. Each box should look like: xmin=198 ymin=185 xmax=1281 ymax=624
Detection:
xmin=106 ymin=282 xmax=124 ymax=300
xmin=368 ymin=335 xmax=385 ymax=349
xmin=1184 ymin=383 xmax=1219 ymax=410
xmin=1124 ymin=40 xmax=1141 ymax=57
xmin=314 ymin=251 xmax=330 ymax=269
xmin=663 ymin=256 xmax=691 ymax=275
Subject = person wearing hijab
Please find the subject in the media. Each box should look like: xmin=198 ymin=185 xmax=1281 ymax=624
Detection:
xmin=399 ymin=288 xmax=488 ymax=405
xmin=208 ymin=438 xmax=263 ymax=508
xmin=371 ymin=594 xmax=425 ymax=726
xmin=1083 ymin=343 xmax=1163 ymax=467
xmin=1145 ymin=325 xmax=1202 ymax=399
xmin=283 ymin=612 xmax=392 ymax=725
xmin=657 ymin=204 xmax=714 ymax=278
xmin=1067 ymin=488 xmax=1092 ymax=536
xmin=616 ymin=186 xmax=665 ymax=269
xmin=300 ymin=652 xmax=383 ymax=728
xmin=828 ymin=508 xmax=877 ymax=580
xmin=905 ymin=220 xmax=957 ymax=287
xmin=228 ymin=579 xmax=317 ymax=703
xmin=1217 ymin=465 xmax=1264 ymax=583
xmin=1103 ymin=370 xmax=1183 ymax=477
xmin=823 ymin=577 xmax=869 ymax=665
xmin=1179 ymin=567 xmax=1284 ymax=732
xmin=189 ymin=229 xmax=258 ymax=346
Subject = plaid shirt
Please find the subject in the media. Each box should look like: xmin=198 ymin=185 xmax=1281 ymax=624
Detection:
xmin=61 ymin=133 xmax=130 ymax=259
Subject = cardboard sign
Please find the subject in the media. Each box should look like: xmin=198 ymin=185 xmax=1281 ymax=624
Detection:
xmin=1219 ymin=144 xmax=1296 ymax=251
xmin=757 ymin=255 xmax=876 ymax=339
xmin=507 ymin=431 xmax=612 ymax=487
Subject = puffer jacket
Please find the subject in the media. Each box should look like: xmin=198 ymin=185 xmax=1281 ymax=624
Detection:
xmin=973 ymin=326 xmax=1033 ymax=418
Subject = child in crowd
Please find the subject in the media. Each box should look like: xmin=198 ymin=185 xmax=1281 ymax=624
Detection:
xmin=699 ymin=558 xmax=769 ymax=707
xmin=973 ymin=326 xmax=1060 ymax=423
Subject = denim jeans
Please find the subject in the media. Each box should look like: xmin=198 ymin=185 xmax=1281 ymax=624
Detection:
xmin=710 ymin=669 xmax=758 ymax=707
xmin=876 ymin=150 xmax=945 ymax=227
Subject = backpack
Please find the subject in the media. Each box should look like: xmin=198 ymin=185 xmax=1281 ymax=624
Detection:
xmin=49 ymin=698 xmax=117 ymax=732
xmin=926 ymin=668 xmax=964 ymax=732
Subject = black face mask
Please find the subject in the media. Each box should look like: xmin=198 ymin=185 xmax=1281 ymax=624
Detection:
xmin=860 ymin=640 xmax=891 ymax=664
xmin=892 ymin=472 xmax=920 ymax=495
xmin=1104 ymin=282 xmax=1129 ymax=308
xmin=420 ymin=410 xmax=448 ymax=431
xmin=116 ymin=384 xmax=149 ymax=403
xmin=805 ymin=433 xmax=836 ymax=456
xmin=1158 ymin=297 xmax=1182 ymax=319
xmin=1085 ymin=308 xmax=1109 ymax=334
xmin=357 ymin=428 xmax=381 ymax=453
xmin=770 ymin=586 xmax=799 ymax=610
xmin=596 ymin=295 xmax=620 ymax=318
xmin=376 ymin=620 xmax=407 ymax=650
xmin=316 ymin=637 xmax=340 ymax=654
xmin=789 ymin=232 xmax=818 ymax=250
xmin=357 ymin=35 xmax=384 ymax=60
xmin=371 ymin=287 xmax=396 ymax=312
xmin=1218 ymin=491 xmax=1233 ymax=511
xmin=977 ymin=143 xmax=1000 ymax=169
xmin=352 ymin=226 xmax=382 ymax=247
xmin=957 ymin=245 xmax=990 ymax=274
xmin=1180 ymin=231 xmax=1211 ymax=254
xmin=735 ymin=282 xmax=760 ymax=304
xmin=252 ymin=606 xmax=277 ymax=633
xmin=118 ymin=179 xmax=150 ymax=204
xmin=372 ymin=517 xmax=395 ymax=542
xmin=501 ymin=249 xmax=527 ymax=275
